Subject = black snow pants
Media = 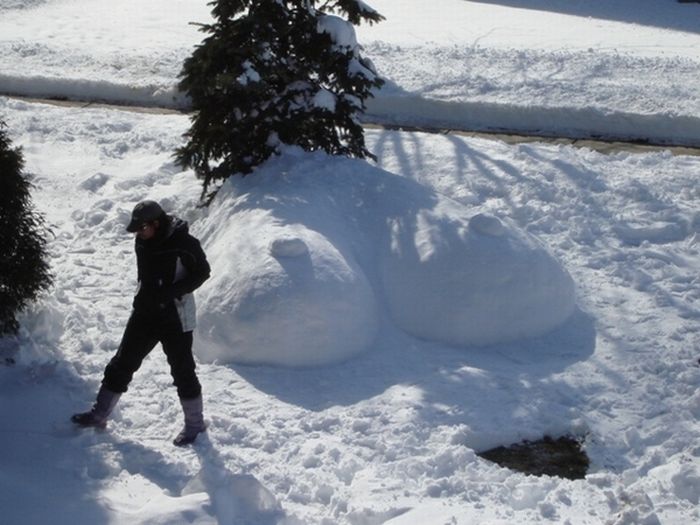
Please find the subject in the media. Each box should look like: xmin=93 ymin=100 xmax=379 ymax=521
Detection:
xmin=102 ymin=309 xmax=202 ymax=399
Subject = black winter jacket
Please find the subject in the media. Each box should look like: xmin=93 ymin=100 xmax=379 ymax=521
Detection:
xmin=132 ymin=216 xmax=211 ymax=321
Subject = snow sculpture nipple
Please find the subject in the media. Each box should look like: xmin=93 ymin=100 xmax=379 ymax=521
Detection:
xmin=269 ymin=236 xmax=309 ymax=258
xmin=469 ymin=213 xmax=505 ymax=237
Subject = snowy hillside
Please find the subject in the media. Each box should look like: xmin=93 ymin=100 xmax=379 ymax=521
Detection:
xmin=1 ymin=1 xmax=700 ymax=525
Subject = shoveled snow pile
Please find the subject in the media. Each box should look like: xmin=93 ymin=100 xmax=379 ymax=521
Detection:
xmin=194 ymin=148 xmax=575 ymax=366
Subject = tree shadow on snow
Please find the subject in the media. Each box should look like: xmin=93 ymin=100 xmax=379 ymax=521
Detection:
xmin=229 ymin=128 xmax=598 ymax=450
xmin=465 ymin=0 xmax=700 ymax=34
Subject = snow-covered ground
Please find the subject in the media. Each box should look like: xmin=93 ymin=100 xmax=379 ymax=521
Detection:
xmin=1 ymin=1 xmax=700 ymax=524
xmin=1 ymin=0 xmax=700 ymax=145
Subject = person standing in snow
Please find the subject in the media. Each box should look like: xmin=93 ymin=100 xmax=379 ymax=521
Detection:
xmin=71 ymin=200 xmax=211 ymax=446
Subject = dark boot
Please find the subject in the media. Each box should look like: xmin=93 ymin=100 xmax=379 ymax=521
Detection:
xmin=71 ymin=385 xmax=121 ymax=428
xmin=173 ymin=395 xmax=206 ymax=446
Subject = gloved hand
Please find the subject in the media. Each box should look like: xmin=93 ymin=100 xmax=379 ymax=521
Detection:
xmin=133 ymin=286 xmax=158 ymax=312
xmin=133 ymin=284 xmax=182 ymax=312
xmin=154 ymin=286 xmax=178 ymax=305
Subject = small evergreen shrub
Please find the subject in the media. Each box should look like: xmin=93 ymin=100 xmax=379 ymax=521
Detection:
xmin=176 ymin=0 xmax=385 ymax=203
xmin=0 ymin=120 xmax=53 ymax=335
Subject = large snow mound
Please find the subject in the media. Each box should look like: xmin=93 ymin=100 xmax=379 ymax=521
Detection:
xmin=195 ymin=148 xmax=575 ymax=366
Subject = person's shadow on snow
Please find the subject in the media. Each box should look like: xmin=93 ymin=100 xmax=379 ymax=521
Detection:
xmin=105 ymin=433 xmax=288 ymax=524
xmin=188 ymin=435 xmax=286 ymax=525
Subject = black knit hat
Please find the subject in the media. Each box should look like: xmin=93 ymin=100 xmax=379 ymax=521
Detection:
xmin=126 ymin=200 xmax=164 ymax=232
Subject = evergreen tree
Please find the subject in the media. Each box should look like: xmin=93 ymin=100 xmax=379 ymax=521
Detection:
xmin=177 ymin=0 xmax=385 ymax=203
xmin=0 ymin=121 xmax=52 ymax=335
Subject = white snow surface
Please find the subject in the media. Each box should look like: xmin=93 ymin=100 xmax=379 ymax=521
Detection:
xmin=1 ymin=0 xmax=699 ymax=144
xmin=1 ymin=1 xmax=700 ymax=525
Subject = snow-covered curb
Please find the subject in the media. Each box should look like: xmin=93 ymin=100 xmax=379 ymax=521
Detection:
xmin=365 ymin=93 xmax=700 ymax=147
xmin=0 ymin=74 xmax=189 ymax=110
xmin=3 ymin=74 xmax=698 ymax=148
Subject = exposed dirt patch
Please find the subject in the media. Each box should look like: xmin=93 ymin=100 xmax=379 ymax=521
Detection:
xmin=478 ymin=435 xmax=590 ymax=480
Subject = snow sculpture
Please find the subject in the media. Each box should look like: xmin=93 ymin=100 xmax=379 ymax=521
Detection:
xmin=195 ymin=202 xmax=379 ymax=367
xmin=381 ymin=205 xmax=576 ymax=347
xmin=194 ymin=151 xmax=575 ymax=367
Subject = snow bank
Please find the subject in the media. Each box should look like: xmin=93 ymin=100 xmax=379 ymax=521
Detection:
xmin=194 ymin=148 xmax=574 ymax=366
xmin=0 ymin=73 xmax=189 ymax=109
xmin=365 ymin=92 xmax=700 ymax=148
